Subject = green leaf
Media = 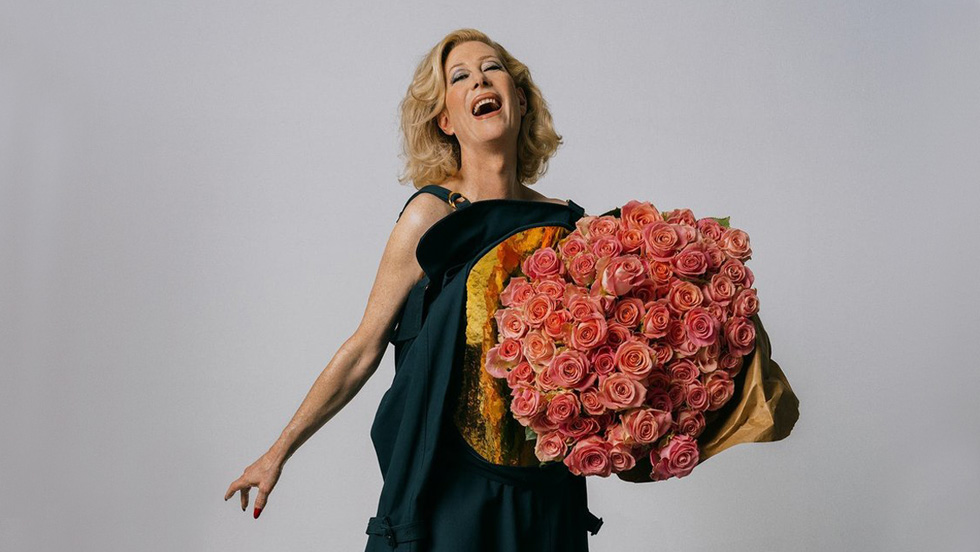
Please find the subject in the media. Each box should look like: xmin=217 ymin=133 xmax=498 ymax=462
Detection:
xmin=525 ymin=425 xmax=538 ymax=441
xmin=711 ymin=216 xmax=731 ymax=228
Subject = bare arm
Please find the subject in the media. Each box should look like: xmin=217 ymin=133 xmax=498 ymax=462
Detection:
xmin=224 ymin=192 xmax=451 ymax=517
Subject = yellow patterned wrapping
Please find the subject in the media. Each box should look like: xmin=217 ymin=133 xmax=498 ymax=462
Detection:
xmin=452 ymin=226 xmax=571 ymax=467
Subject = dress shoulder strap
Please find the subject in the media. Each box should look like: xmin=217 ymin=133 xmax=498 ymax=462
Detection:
xmin=396 ymin=184 xmax=472 ymax=221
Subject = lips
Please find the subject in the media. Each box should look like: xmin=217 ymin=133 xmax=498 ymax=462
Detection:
xmin=470 ymin=92 xmax=502 ymax=117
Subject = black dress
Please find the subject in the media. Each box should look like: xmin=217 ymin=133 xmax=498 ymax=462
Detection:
xmin=365 ymin=185 xmax=604 ymax=551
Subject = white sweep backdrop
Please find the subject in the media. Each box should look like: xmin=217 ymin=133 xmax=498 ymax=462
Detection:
xmin=2 ymin=1 xmax=978 ymax=551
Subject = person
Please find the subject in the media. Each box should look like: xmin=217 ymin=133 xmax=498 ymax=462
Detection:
xmin=225 ymin=28 xmax=603 ymax=550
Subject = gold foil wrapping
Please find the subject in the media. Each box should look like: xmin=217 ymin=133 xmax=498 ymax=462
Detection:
xmin=453 ymin=226 xmax=569 ymax=466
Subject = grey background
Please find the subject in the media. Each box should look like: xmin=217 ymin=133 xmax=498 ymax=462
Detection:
xmin=2 ymin=1 xmax=978 ymax=551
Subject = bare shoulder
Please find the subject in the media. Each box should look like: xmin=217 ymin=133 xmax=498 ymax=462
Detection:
xmin=349 ymin=192 xmax=452 ymax=356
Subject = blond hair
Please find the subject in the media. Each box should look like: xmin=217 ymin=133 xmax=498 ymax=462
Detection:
xmin=396 ymin=28 xmax=563 ymax=189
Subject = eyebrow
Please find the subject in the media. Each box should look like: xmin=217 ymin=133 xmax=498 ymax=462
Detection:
xmin=448 ymin=55 xmax=499 ymax=72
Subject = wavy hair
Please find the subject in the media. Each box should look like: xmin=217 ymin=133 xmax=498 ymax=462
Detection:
xmin=397 ymin=28 xmax=563 ymax=189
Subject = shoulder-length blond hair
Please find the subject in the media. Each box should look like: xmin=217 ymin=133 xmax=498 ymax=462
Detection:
xmin=397 ymin=28 xmax=563 ymax=189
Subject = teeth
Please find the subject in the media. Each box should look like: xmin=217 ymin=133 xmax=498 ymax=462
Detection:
xmin=472 ymin=97 xmax=501 ymax=116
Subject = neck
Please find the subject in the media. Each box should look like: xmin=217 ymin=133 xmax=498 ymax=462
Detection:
xmin=449 ymin=143 xmax=526 ymax=201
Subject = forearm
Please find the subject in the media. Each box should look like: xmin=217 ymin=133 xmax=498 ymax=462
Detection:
xmin=267 ymin=334 xmax=384 ymax=464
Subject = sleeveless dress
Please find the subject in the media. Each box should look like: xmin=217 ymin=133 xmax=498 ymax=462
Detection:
xmin=365 ymin=185 xmax=604 ymax=551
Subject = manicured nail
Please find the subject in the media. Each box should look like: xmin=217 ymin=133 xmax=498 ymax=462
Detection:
xmin=253 ymin=507 xmax=262 ymax=519
xmin=242 ymin=504 xmax=246 ymax=511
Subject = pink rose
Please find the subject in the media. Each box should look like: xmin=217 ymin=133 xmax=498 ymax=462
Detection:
xmin=542 ymin=309 xmax=571 ymax=342
xmin=666 ymin=280 xmax=703 ymax=313
xmin=567 ymin=251 xmax=598 ymax=286
xmin=695 ymin=217 xmax=725 ymax=241
xmin=579 ymin=387 xmax=607 ymax=416
xmin=534 ymin=430 xmax=568 ymax=462
xmin=703 ymin=274 xmax=736 ymax=307
xmin=612 ymin=297 xmax=644 ymax=328
xmin=564 ymin=434 xmax=613 ymax=477
xmin=598 ymin=373 xmax=647 ymax=411
xmin=719 ymin=227 xmax=752 ymax=261
xmin=719 ymin=258 xmax=752 ymax=288
xmin=510 ymin=386 xmax=544 ymax=418
xmin=566 ymin=293 xmax=603 ymax=321
xmin=522 ymin=292 xmax=555 ymax=328
xmin=598 ymin=255 xmax=647 ymax=297
xmin=675 ymin=408 xmax=706 ymax=438
xmin=685 ymin=380 xmax=709 ymax=412
xmin=534 ymin=276 xmax=567 ymax=302
xmin=500 ymin=277 xmax=534 ymax=307
xmin=621 ymin=407 xmax=672 ymax=445
xmin=704 ymin=370 xmax=735 ymax=411
xmin=546 ymin=391 xmax=581 ymax=424
xmin=605 ymin=422 xmax=631 ymax=446
xmin=586 ymin=216 xmax=619 ymax=240
xmin=723 ymin=316 xmax=756 ymax=357
xmin=652 ymin=433 xmax=700 ymax=479
xmin=522 ymin=247 xmax=564 ymax=279
xmin=528 ymin=409 xmax=559 ymax=433
xmin=506 ymin=361 xmax=536 ymax=389
xmin=672 ymin=242 xmax=709 ymax=278
xmin=494 ymin=307 xmax=529 ymax=340
xmin=616 ymin=227 xmax=644 ymax=254
xmin=683 ymin=307 xmax=720 ymax=348
xmin=667 ymin=358 xmax=700 ymax=384
xmin=609 ymin=443 xmax=637 ymax=473
xmin=614 ymin=339 xmax=655 ymax=381
xmin=589 ymin=345 xmax=617 ymax=376
xmin=550 ymin=349 xmax=596 ymax=390
xmin=646 ymin=388 xmax=673 ymax=412
xmin=568 ymin=312 xmax=608 ymax=351
xmin=558 ymin=415 xmax=601 ymax=441
xmin=620 ymin=200 xmax=663 ymax=229
xmin=522 ymin=329 xmax=557 ymax=372
xmin=732 ymin=288 xmax=759 ymax=318
xmin=640 ymin=301 xmax=671 ymax=340
xmin=485 ymin=341 xmax=519 ymax=378
xmin=642 ymin=221 xmax=684 ymax=262
xmin=535 ymin=362 xmax=562 ymax=392
xmin=720 ymin=352 xmax=744 ymax=378
xmin=559 ymin=236 xmax=588 ymax=258
xmin=590 ymin=236 xmax=624 ymax=259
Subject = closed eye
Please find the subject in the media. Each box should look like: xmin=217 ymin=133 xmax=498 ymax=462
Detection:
xmin=451 ymin=63 xmax=502 ymax=84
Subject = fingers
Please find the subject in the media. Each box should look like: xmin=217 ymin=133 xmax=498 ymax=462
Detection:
xmin=253 ymin=485 xmax=269 ymax=518
xmin=241 ymin=486 xmax=250 ymax=512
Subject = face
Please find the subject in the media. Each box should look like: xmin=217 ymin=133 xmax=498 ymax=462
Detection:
xmin=438 ymin=40 xmax=527 ymax=149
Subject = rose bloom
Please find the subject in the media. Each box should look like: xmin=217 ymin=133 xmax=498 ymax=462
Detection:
xmin=651 ymin=433 xmax=700 ymax=480
xmin=545 ymin=391 xmax=581 ymax=424
xmin=640 ymin=300 xmax=671 ymax=340
xmin=684 ymin=307 xmax=720 ymax=348
xmin=510 ymin=386 xmax=544 ymax=418
xmin=559 ymin=235 xmax=588 ymax=258
xmin=598 ymin=373 xmax=647 ymax=411
xmin=719 ymin=258 xmax=753 ymax=288
xmin=567 ymin=251 xmax=598 ymax=286
xmin=723 ymin=315 xmax=756 ymax=357
xmin=522 ymin=246 xmax=565 ymax=279
xmin=484 ymin=341 xmax=520 ymax=378
xmin=693 ymin=343 xmax=721 ymax=375
xmin=718 ymin=227 xmax=752 ymax=260
xmin=564 ymin=434 xmax=613 ymax=477
xmin=579 ymin=387 xmax=608 ymax=416
xmin=696 ymin=217 xmax=725 ymax=242
xmin=521 ymin=329 xmax=556 ymax=372
xmin=646 ymin=389 xmax=674 ymax=412
xmin=505 ymin=361 xmax=536 ymax=389
xmin=614 ymin=339 xmax=656 ymax=381
xmin=534 ymin=430 xmax=568 ymax=462
xmin=732 ymin=287 xmax=760 ymax=318
xmin=675 ymin=408 xmax=706 ymax=438
xmin=589 ymin=345 xmax=617 ymax=376
xmin=666 ymin=280 xmax=703 ymax=313
xmin=703 ymin=273 xmax=737 ymax=307
xmin=609 ymin=443 xmax=637 ymax=473
xmin=550 ymin=349 xmax=595 ymax=390
xmin=720 ymin=352 xmax=744 ymax=378
xmin=585 ymin=215 xmax=619 ymax=240
xmin=621 ymin=199 xmax=663 ymax=229
xmin=704 ymin=370 xmax=735 ymax=411
xmin=667 ymin=358 xmax=700 ymax=384
xmin=597 ymin=255 xmax=647 ymax=297
xmin=616 ymin=226 xmax=644 ymax=254
xmin=528 ymin=409 xmax=560 ymax=433
xmin=685 ymin=380 xmax=709 ymax=412
xmin=568 ymin=312 xmax=608 ymax=351
xmin=534 ymin=276 xmax=567 ymax=302
xmin=494 ymin=307 xmax=529 ymax=340
xmin=612 ymin=297 xmax=645 ymax=328
xmin=641 ymin=221 xmax=684 ymax=262
xmin=558 ymin=415 xmax=601 ymax=441
xmin=621 ymin=407 xmax=672 ymax=445
xmin=604 ymin=322 xmax=632 ymax=350
xmin=566 ymin=293 xmax=603 ymax=321
xmin=535 ymin=362 xmax=562 ymax=392
xmin=542 ymin=309 xmax=572 ymax=342
xmin=522 ymin=292 xmax=556 ymax=328
xmin=672 ymin=242 xmax=710 ymax=278
xmin=500 ymin=276 xmax=535 ymax=307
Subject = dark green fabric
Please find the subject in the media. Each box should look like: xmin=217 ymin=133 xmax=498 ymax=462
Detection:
xmin=366 ymin=186 xmax=603 ymax=551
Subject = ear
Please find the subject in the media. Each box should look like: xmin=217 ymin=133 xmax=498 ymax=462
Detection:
xmin=517 ymin=87 xmax=527 ymax=117
xmin=437 ymin=108 xmax=455 ymax=136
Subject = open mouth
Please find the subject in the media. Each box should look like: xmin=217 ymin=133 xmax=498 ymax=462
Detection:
xmin=471 ymin=95 xmax=502 ymax=118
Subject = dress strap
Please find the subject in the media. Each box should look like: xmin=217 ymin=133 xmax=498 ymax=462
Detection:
xmin=396 ymin=184 xmax=472 ymax=221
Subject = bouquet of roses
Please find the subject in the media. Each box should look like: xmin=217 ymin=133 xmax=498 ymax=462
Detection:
xmin=483 ymin=200 xmax=763 ymax=482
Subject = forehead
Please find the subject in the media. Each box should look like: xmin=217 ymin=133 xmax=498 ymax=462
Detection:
xmin=445 ymin=41 xmax=500 ymax=71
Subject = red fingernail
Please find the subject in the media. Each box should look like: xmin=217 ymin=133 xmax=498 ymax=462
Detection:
xmin=253 ymin=507 xmax=262 ymax=519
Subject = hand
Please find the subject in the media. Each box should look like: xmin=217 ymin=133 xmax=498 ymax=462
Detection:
xmin=224 ymin=449 xmax=285 ymax=519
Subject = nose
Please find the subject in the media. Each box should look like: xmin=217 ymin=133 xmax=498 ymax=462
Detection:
xmin=472 ymin=70 xmax=491 ymax=88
